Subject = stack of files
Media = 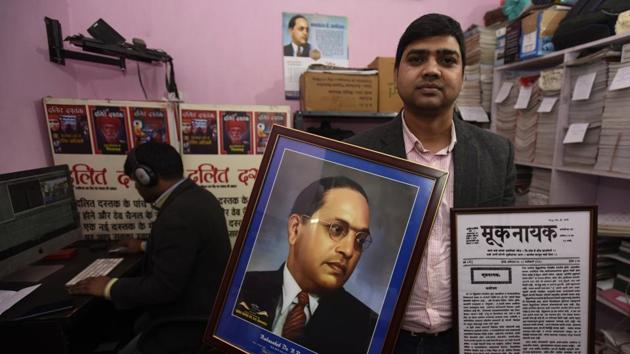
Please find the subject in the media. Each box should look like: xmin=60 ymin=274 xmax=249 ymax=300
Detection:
xmin=478 ymin=27 xmax=496 ymax=66
xmin=535 ymin=67 xmax=563 ymax=165
xmin=464 ymin=26 xmax=481 ymax=66
xmin=495 ymin=78 xmax=519 ymax=143
xmin=462 ymin=26 xmax=497 ymax=113
xmin=595 ymin=60 xmax=630 ymax=174
xmin=563 ymin=57 xmax=609 ymax=167
xmin=599 ymin=213 xmax=630 ymax=236
xmin=458 ymin=64 xmax=482 ymax=107
xmin=479 ymin=27 xmax=497 ymax=113
xmin=481 ymin=64 xmax=494 ymax=112
xmin=527 ymin=167 xmax=551 ymax=205
xmin=515 ymin=82 xmax=543 ymax=162
xmin=597 ymin=237 xmax=621 ymax=281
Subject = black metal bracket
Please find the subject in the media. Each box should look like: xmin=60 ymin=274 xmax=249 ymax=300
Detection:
xmin=45 ymin=17 xmax=169 ymax=71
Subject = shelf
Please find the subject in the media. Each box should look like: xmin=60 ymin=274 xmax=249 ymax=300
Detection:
xmin=515 ymin=161 xmax=552 ymax=169
xmin=555 ymin=166 xmax=630 ymax=181
xmin=294 ymin=111 xmax=398 ymax=129
xmin=496 ymin=32 xmax=630 ymax=72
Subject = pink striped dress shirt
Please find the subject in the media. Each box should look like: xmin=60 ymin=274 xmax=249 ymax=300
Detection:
xmin=399 ymin=113 xmax=456 ymax=334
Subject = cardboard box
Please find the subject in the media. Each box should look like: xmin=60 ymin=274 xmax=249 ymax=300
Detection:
xmin=368 ymin=57 xmax=403 ymax=112
xmin=300 ymin=72 xmax=378 ymax=112
xmin=520 ymin=6 xmax=568 ymax=60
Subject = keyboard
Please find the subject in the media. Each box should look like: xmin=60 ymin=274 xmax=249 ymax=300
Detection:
xmin=65 ymin=258 xmax=123 ymax=286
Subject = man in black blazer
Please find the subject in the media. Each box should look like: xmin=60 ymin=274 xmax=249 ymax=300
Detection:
xmin=68 ymin=142 xmax=231 ymax=354
xmin=234 ymin=176 xmax=378 ymax=354
xmin=346 ymin=14 xmax=515 ymax=354
xmin=283 ymin=14 xmax=311 ymax=57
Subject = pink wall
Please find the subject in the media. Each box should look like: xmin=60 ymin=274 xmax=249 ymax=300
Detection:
xmin=1 ymin=0 xmax=499 ymax=173
xmin=0 ymin=0 xmax=78 ymax=173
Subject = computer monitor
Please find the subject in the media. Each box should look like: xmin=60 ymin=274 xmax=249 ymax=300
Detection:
xmin=0 ymin=165 xmax=81 ymax=280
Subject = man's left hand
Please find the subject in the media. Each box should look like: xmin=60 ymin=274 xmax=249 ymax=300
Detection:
xmin=67 ymin=276 xmax=111 ymax=297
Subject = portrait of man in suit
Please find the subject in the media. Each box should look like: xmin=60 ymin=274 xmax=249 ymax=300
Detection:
xmin=234 ymin=176 xmax=378 ymax=354
xmin=283 ymin=14 xmax=311 ymax=57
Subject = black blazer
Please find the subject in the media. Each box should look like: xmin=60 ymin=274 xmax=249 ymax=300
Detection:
xmin=283 ymin=42 xmax=311 ymax=57
xmin=346 ymin=113 xmax=516 ymax=208
xmin=111 ymin=179 xmax=231 ymax=334
xmin=235 ymin=267 xmax=378 ymax=354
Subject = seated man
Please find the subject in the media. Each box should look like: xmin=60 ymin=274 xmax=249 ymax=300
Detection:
xmin=68 ymin=142 xmax=231 ymax=353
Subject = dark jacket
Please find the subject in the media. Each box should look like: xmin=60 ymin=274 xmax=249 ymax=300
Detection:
xmin=235 ymin=267 xmax=378 ymax=354
xmin=111 ymin=179 xmax=231 ymax=334
xmin=346 ymin=113 xmax=516 ymax=208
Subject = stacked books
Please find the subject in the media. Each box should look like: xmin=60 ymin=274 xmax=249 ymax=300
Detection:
xmin=534 ymin=67 xmax=563 ymax=165
xmin=514 ymin=78 xmax=543 ymax=162
xmin=494 ymin=78 xmax=519 ymax=143
xmin=563 ymin=56 xmax=609 ymax=167
xmin=460 ymin=26 xmax=497 ymax=114
xmin=595 ymin=60 xmax=630 ymax=174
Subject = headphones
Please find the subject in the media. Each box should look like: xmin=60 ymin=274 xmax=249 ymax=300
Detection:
xmin=128 ymin=148 xmax=158 ymax=187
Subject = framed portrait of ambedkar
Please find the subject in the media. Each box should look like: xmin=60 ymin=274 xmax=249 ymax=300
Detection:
xmin=205 ymin=126 xmax=448 ymax=354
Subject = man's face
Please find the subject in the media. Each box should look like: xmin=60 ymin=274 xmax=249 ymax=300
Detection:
xmin=287 ymin=187 xmax=370 ymax=294
xmin=395 ymin=35 xmax=463 ymax=113
xmin=182 ymin=122 xmax=192 ymax=134
xmin=228 ymin=126 xmax=243 ymax=144
xmin=49 ymin=119 xmax=60 ymax=132
xmin=101 ymin=123 xmax=120 ymax=143
xmin=290 ymin=18 xmax=309 ymax=46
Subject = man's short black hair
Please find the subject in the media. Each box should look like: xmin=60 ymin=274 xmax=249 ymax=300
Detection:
xmin=288 ymin=14 xmax=307 ymax=29
xmin=290 ymin=176 xmax=369 ymax=217
xmin=395 ymin=13 xmax=465 ymax=69
xmin=124 ymin=142 xmax=183 ymax=181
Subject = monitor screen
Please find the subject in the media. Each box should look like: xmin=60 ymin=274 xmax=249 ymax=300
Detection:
xmin=0 ymin=165 xmax=81 ymax=279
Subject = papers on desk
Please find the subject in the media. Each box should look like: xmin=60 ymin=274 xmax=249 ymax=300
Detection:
xmin=528 ymin=168 xmax=551 ymax=205
xmin=0 ymin=284 xmax=40 ymax=316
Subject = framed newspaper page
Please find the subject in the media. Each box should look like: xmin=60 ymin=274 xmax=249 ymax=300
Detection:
xmin=205 ymin=125 xmax=448 ymax=354
xmin=451 ymin=206 xmax=597 ymax=354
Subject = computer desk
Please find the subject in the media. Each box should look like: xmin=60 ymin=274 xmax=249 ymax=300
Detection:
xmin=0 ymin=240 xmax=143 ymax=354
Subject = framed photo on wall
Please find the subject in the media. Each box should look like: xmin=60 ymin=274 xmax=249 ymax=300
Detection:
xmin=204 ymin=126 xmax=449 ymax=354
xmin=451 ymin=206 xmax=597 ymax=354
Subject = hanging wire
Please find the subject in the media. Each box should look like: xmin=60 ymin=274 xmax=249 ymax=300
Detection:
xmin=137 ymin=61 xmax=148 ymax=100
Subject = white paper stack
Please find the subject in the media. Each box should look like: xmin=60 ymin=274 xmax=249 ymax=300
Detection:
xmin=481 ymin=64 xmax=494 ymax=112
xmin=563 ymin=58 xmax=608 ymax=167
xmin=599 ymin=213 xmax=630 ymax=237
xmin=495 ymin=79 xmax=519 ymax=143
xmin=458 ymin=64 xmax=482 ymax=107
xmin=514 ymin=81 xmax=543 ymax=162
xmin=528 ymin=167 xmax=551 ymax=205
xmin=595 ymin=60 xmax=630 ymax=173
xmin=461 ymin=26 xmax=497 ymax=113
xmin=534 ymin=67 xmax=563 ymax=165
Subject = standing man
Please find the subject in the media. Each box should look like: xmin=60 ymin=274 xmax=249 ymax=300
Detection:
xmin=283 ymin=14 xmax=311 ymax=57
xmin=235 ymin=176 xmax=378 ymax=354
xmin=68 ymin=142 xmax=231 ymax=354
xmin=347 ymin=14 xmax=516 ymax=354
